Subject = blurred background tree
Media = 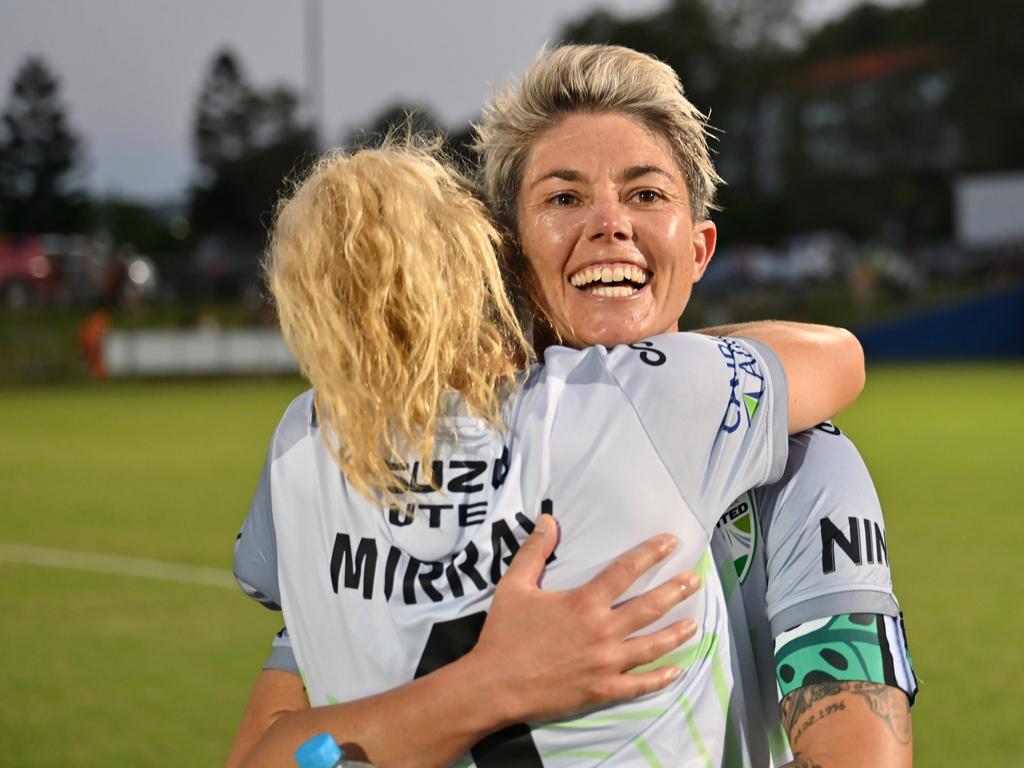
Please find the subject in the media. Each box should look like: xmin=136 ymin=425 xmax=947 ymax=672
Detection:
xmin=342 ymin=103 xmax=443 ymax=149
xmin=558 ymin=0 xmax=1024 ymax=247
xmin=0 ymin=55 xmax=89 ymax=233
xmin=2 ymin=0 xmax=1022 ymax=348
xmin=189 ymin=49 xmax=316 ymax=239
xmin=927 ymin=0 xmax=1024 ymax=170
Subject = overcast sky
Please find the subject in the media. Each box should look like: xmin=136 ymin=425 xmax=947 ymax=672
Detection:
xmin=1 ymin=0 xmax=911 ymax=201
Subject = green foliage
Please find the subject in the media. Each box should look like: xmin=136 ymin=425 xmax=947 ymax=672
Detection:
xmin=189 ymin=50 xmax=316 ymax=239
xmin=342 ymin=103 xmax=444 ymax=150
xmin=801 ymin=2 xmax=926 ymax=57
xmin=558 ymin=0 xmax=1024 ymax=245
xmin=0 ymin=369 xmax=1020 ymax=765
xmin=93 ymin=198 xmax=186 ymax=255
xmin=926 ymin=0 xmax=1024 ymax=170
xmin=563 ymin=1 xmax=725 ymax=112
xmin=0 ymin=55 xmax=89 ymax=233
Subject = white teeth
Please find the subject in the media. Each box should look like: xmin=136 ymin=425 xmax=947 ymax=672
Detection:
xmin=592 ymin=285 xmax=638 ymax=297
xmin=569 ymin=264 xmax=649 ymax=288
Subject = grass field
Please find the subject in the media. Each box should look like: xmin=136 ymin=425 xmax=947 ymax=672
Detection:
xmin=1 ymin=365 xmax=1021 ymax=766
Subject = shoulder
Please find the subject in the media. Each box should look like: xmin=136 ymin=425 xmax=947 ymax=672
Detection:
xmin=540 ymin=332 xmax=777 ymax=398
xmin=269 ymin=389 xmax=316 ymax=462
xmin=757 ymin=423 xmax=880 ymax=533
xmin=775 ymin=423 xmax=870 ymax=492
xmin=540 ymin=332 xmax=731 ymax=375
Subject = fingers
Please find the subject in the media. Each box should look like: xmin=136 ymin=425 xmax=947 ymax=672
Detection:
xmin=499 ymin=514 xmax=558 ymax=587
xmin=581 ymin=534 xmax=678 ymax=603
xmin=613 ymin=572 xmax=702 ymax=636
xmin=605 ymin=664 xmax=683 ymax=703
xmin=620 ymin=618 xmax=697 ymax=672
xmin=600 ymin=619 xmax=698 ymax=703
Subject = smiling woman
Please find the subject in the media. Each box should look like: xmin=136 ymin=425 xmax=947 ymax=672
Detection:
xmin=515 ymin=111 xmax=717 ymax=347
xmin=475 ymin=44 xmax=724 ymax=350
xmin=472 ymin=43 xmax=913 ymax=768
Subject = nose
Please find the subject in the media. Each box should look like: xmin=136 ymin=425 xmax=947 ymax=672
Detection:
xmin=584 ymin=197 xmax=633 ymax=243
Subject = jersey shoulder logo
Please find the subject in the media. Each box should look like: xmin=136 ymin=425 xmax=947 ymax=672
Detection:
xmin=717 ymin=338 xmax=767 ymax=433
xmin=627 ymin=340 xmax=667 ymax=366
xmin=716 ymin=491 xmax=758 ymax=583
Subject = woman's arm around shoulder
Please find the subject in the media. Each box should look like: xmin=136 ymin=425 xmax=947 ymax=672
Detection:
xmin=697 ymin=320 xmax=865 ymax=434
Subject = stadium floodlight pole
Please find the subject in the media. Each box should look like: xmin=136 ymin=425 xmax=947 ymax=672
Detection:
xmin=304 ymin=0 xmax=324 ymax=149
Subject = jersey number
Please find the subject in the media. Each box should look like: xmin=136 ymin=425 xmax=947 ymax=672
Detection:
xmin=414 ymin=613 xmax=543 ymax=766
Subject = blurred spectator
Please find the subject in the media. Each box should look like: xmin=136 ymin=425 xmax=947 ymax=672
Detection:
xmin=78 ymin=307 xmax=110 ymax=378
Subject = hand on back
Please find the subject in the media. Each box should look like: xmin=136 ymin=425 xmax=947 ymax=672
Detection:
xmin=470 ymin=516 xmax=701 ymax=725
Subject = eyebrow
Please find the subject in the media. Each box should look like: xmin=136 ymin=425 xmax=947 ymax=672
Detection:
xmin=528 ymin=165 xmax=674 ymax=190
xmin=528 ymin=169 xmax=585 ymax=189
xmin=620 ymin=165 xmax=673 ymax=183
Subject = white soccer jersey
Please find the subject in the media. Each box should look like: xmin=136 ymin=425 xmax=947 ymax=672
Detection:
xmin=235 ymin=332 xmax=789 ymax=767
xmin=256 ymin=428 xmax=916 ymax=766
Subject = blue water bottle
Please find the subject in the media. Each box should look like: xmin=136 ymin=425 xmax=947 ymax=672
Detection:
xmin=295 ymin=733 xmax=375 ymax=767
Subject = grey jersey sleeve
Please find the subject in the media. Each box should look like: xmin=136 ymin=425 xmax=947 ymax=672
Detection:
xmin=233 ymin=441 xmax=281 ymax=610
xmin=233 ymin=389 xmax=316 ymax=611
xmin=603 ymin=332 xmax=789 ymax=534
xmin=759 ymin=424 xmax=900 ymax=636
xmin=264 ymin=627 xmax=300 ymax=676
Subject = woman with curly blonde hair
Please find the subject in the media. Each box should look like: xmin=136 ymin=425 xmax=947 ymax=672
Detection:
xmin=268 ymin=144 xmax=529 ymax=503
xmin=231 ymin=139 xmax=862 ymax=767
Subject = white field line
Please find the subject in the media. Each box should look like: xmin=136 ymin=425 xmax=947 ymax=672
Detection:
xmin=0 ymin=542 xmax=236 ymax=589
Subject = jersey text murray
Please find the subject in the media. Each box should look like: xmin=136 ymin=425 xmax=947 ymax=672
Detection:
xmin=331 ymin=500 xmax=553 ymax=603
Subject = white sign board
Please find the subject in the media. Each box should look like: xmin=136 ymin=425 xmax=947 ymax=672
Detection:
xmin=104 ymin=329 xmax=298 ymax=376
xmin=955 ymin=173 xmax=1024 ymax=248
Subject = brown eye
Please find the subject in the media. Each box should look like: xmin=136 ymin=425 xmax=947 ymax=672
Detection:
xmin=633 ymin=189 xmax=661 ymax=203
xmin=549 ymin=192 xmax=578 ymax=206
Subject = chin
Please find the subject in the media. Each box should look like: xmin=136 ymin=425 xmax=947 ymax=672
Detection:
xmin=577 ymin=326 xmax=645 ymax=349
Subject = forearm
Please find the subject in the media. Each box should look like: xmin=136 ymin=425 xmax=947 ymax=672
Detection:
xmin=696 ymin=320 xmax=865 ymax=433
xmin=239 ymin=653 xmax=511 ymax=768
xmin=779 ymin=682 xmax=913 ymax=768
xmin=232 ymin=526 xmax=696 ymax=767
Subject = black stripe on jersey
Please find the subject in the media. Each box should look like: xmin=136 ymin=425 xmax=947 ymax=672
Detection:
xmin=415 ymin=614 xmax=543 ymax=766
xmin=876 ymin=614 xmax=897 ymax=688
xmin=473 ymin=724 xmax=544 ymax=767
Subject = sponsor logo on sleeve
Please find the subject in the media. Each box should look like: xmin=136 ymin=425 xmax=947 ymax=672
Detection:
xmin=814 ymin=421 xmax=842 ymax=436
xmin=717 ymin=338 xmax=766 ymax=433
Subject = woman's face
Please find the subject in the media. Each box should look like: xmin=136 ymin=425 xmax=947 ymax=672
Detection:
xmin=516 ymin=111 xmax=716 ymax=348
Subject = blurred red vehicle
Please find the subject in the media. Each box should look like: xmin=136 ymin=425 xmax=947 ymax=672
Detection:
xmin=0 ymin=236 xmax=60 ymax=309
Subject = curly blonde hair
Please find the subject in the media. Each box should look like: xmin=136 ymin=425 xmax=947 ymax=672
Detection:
xmin=474 ymin=44 xmax=724 ymax=233
xmin=267 ymin=143 xmax=532 ymax=501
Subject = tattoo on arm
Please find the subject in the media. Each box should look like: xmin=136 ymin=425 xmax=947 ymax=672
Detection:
xmin=846 ymin=682 xmax=912 ymax=744
xmin=780 ymin=681 xmax=912 ymax=749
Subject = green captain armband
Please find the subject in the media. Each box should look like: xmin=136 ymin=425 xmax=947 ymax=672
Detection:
xmin=774 ymin=613 xmax=918 ymax=703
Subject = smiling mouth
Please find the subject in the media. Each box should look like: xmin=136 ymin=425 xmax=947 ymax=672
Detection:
xmin=569 ymin=264 xmax=650 ymax=297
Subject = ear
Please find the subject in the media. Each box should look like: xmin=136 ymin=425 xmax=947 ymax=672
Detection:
xmin=691 ymin=219 xmax=717 ymax=283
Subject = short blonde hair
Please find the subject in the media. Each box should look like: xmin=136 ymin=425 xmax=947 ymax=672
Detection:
xmin=474 ymin=44 xmax=723 ymax=232
xmin=267 ymin=143 xmax=532 ymax=501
